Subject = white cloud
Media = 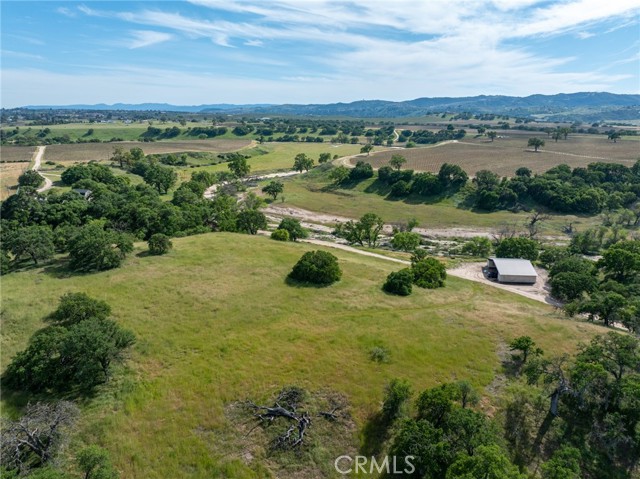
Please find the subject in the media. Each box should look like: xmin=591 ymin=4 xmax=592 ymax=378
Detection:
xmin=127 ymin=30 xmax=173 ymax=49
xmin=56 ymin=7 xmax=76 ymax=18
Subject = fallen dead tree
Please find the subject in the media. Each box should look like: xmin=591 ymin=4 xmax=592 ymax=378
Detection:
xmin=243 ymin=386 xmax=345 ymax=451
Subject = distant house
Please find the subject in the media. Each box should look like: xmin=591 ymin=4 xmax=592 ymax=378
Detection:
xmin=485 ymin=258 xmax=538 ymax=284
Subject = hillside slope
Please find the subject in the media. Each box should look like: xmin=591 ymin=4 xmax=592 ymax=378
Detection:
xmin=0 ymin=233 xmax=606 ymax=478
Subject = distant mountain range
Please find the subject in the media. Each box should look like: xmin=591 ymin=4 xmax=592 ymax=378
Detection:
xmin=21 ymin=92 xmax=640 ymax=121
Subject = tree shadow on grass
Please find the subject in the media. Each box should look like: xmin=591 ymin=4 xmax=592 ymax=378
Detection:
xmin=284 ymin=276 xmax=335 ymax=289
xmin=360 ymin=411 xmax=392 ymax=457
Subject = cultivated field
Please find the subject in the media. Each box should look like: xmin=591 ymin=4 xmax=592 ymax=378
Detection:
xmin=43 ymin=139 xmax=253 ymax=163
xmin=364 ymin=133 xmax=639 ymax=176
xmin=1 ymin=233 xmax=604 ymax=478
xmin=1 ymin=145 xmax=36 ymax=163
xmin=0 ymin=162 xmax=30 ymax=199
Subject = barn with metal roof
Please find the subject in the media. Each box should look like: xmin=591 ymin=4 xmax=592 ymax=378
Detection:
xmin=485 ymin=258 xmax=538 ymax=284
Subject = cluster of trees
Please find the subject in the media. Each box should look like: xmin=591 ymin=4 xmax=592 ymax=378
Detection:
xmin=397 ymin=125 xmax=466 ymax=145
xmin=326 ymin=155 xmax=640 ymax=216
xmin=547 ymin=239 xmax=640 ymax=332
xmin=0 ymin=147 xmax=269 ymax=274
xmin=376 ymin=160 xmax=468 ymax=198
xmin=375 ymin=332 xmax=640 ymax=478
xmin=4 ymin=293 xmax=135 ymax=393
xmin=505 ymin=333 xmax=640 ymax=478
xmin=378 ymin=379 xmax=524 ymax=478
xmin=271 ymin=218 xmax=308 ymax=242
xmin=383 ymin=252 xmax=447 ymax=296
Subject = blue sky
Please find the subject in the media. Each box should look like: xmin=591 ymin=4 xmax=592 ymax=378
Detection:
xmin=1 ymin=0 xmax=639 ymax=107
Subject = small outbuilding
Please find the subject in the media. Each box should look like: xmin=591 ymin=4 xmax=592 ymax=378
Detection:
xmin=485 ymin=257 xmax=538 ymax=284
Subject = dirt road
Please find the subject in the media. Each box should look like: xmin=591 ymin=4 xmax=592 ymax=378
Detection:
xmin=31 ymin=146 xmax=52 ymax=193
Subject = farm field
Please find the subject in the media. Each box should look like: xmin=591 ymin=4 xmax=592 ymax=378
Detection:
xmin=365 ymin=133 xmax=639 ymax=176
xmin=0 ymin=161 xmax=30 ymax=199
xmin=1 ymin=145 xmax=36 ymax=163
xmin=42 ymin=139 xmax=253 ymax=163
xmin=275 ymin=169 xmax=601 ymax=234
xmin=0 ymin=233 xmax=605 ymax=478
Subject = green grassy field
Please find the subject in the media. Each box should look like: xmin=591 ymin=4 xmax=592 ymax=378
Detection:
xmin=274 ymin=168 xmax=600 ymax=234
xmin=1 ymin=233 xmax=606 ymax=478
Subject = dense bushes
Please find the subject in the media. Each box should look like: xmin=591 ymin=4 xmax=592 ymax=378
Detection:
xmin=495 ymin=237 xmax=538 ymax=261
xmin=68 ymin=222 xmax=133 ymax=272
xmin=383 ymin=269 xmax=414 ymax=296
xmin=412 ymin=257 xmax=447 ymax=289
xmin=270 ymin=229 xmax=290 ymax=241
xmin=18 ymin=170 xmax=44 ymax=188
xmin=289 ymin=250 xmax=341 ymax=285
xmin=148 ymin=233 xmax=172 ymax=255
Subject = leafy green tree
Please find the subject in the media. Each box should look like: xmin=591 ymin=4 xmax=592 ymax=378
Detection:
xmin=148 ymin=233 xmax=172 ymax=255
xmin=527 ymin=137 xmax=545 ymax=152
xmin=460 ymin=237 xmax=492 ymax=257
xmin=382 ymin=378 xmax=412 ymax=420
xmin=487 ymin=131 xmax=497 ymax=141
xmin=550 ymin=272 xmax=597 ymax=301
xmin=68 ymin=223 xmax=134 ymax=272
xmin=110 ymin=146 xmax=131 ymax=168
xmin=318 ymin=152 xmax=332 ymax=163
xmin=228 ymin=156 xmax=251 ymax=178
xmin=349 ymin=161 xmax=374 ymax=181
xmin=18 ymin=170 xmax=44 ymax=188
xmin=383 ymin=269 xmax=414 ymax=296
xmin=598 ymin=240 xmax=640 ymax=282
xmin=389 ymin=154 xmax=407 ymax=171
xmin=6 ymin=225 xmax=54 ymax=265
xmin=438 ymin=163 xmax=468 ymax=189
xmin=541 ymin=446 xmax=582 ymax=479
xmin=607 ymin=132 xmax=621 ymax=143
xmin=509 ymin=336 xmax=541 ymax=364
xmin=390 ymin=180 xmax=411 ymax=197
xmin=288 ymin=250 xmax=341 ymax=285
xmin=236 ymin=209 xmax=267 ymax=235
xmin=391 ymin=232 xmax=421 ymax=251
xmin=360 ymin=144 xmax=373 ymax=155
xmin=412 ymin=257 xmax=447 ymax=289
xmin=77 ymin=445 xmax=118 ymax=479
xmin=191 ymin=170 xmax=217 ymax=187
xmin=515 ymin=167 xmax=532 ymax=178
xmin=262 ymin=180 xmax=284 ymax=200
xmin=292 ymin=153 xmax=314 ymax=172
xmin=340 ymin=213 xmax=384 ymax=248
xmin=278 ymin=218 xmax=307 ymax=241
xmin=48 ymin=292 xmax=111 ymax=327
xmin=329 ymin=165 xmax=349 ymax=184
xmin=1 ymin=249 xmax=11 ymax=275
xmin=270 ymin=229 xmax=290 ymax=241
xmin=495 ymin=237 xmax=538 ymax=261
xmin=446 ymin=444 xmax=525 ymax=479
xmin=144 ymin=164 xmax=177 ymax=194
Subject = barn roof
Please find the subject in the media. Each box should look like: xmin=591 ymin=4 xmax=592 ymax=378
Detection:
xmin=489 ymin=258 xmax=538 ymax=277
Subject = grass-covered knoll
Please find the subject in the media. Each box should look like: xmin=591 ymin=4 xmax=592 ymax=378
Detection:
xmin=1 ymin=233 xmax=604 ymax=478
xmin=275 ymin=167 xmax=600 ymax=233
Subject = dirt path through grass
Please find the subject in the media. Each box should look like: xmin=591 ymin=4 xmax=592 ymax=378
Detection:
xmin=31 ymin=146 xmax=52 ymax=193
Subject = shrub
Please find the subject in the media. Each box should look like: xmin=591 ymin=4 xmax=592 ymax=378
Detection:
xmin=391 ymin=232 xmax=421 ymax=251
xmin=349 ymin=161 xmax=374 ymax=181
xmin=461 ymin=237 xmax=492 ymax=257
xmin=289 ymin=250 xmax=341 ymax=285
xmin=412 ymin=257 xmax=447 ymax=289
xmin=369 ymin=346 xmax=391 ymax=363
xmin=148 ymin=233 xmax=173 ymax=255
xmin=390 ymin=180 xmax=411 ymax=197
xmin=383 ymin=269 xmax=414 ymax=296
xmin=278 ymin=218 xmax=308 ymax=241
xmin=271 ymin=229 xmax=290 ymax=241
